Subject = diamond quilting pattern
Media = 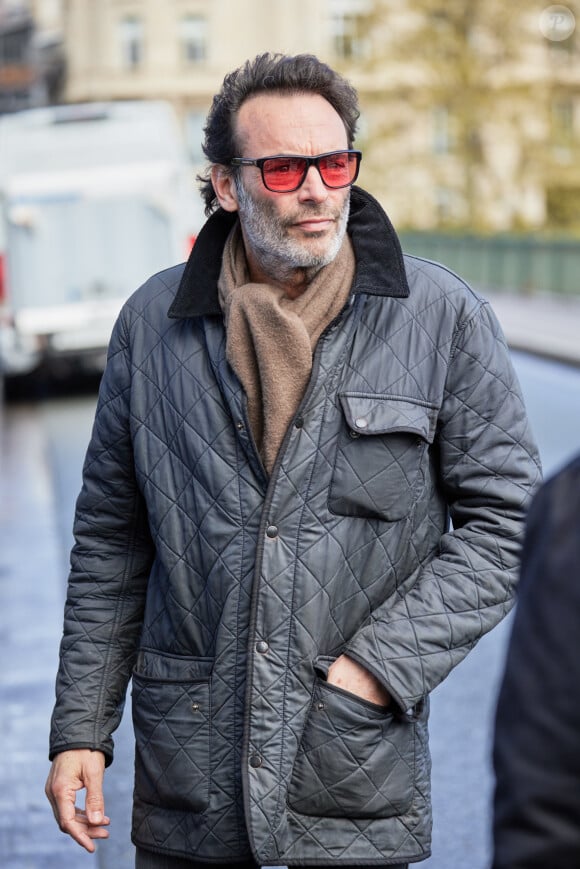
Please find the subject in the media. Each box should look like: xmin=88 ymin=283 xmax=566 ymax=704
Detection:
xmin=329 ymin=417 xmax=429 ymax=520
xmin=132 ymin=672 xmax=211 ymax=813
xmin=287 ymin=679 xmax=414 ymax=819
xmin=50 ymin=225 xmax=541 ymax=865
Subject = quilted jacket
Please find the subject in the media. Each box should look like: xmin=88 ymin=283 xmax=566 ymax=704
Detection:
xmin=49 ymin=187 xmax=541 ymax=866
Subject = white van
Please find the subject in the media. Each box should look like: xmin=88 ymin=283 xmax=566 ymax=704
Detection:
xmin=0 ymin=100 xmax=201 ymax=378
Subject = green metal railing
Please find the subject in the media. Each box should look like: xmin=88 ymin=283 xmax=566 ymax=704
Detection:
xmin=399 ymin=232 xmax=580 ymax=296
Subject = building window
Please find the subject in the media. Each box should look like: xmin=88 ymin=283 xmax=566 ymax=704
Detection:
xmin=546 ymin=186 xmax=580 ymax=228
xmin=0 ymin=25 xmax=29 ymax=64
xmin=119 ymin=16 xmax=143 ymax=70
xmin=331 ymin=13 xmax=366 ymax=59
xmin=185 ymin=110 xmax=205 ymax=163
xmin=435 ymin=187 xmax=453 ymax=222
xmin=179 ymin=15 xmax=207 ymax=64
xmin=330 ymin=0 xmax=370 ymax=60
xmin=432 ymin=106 xmax=453 ymax=154
xmin=551 ymin=98 xmax=575 ymax=148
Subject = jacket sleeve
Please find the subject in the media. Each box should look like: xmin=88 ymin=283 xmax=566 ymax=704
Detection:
xmin=492 ymin=456 xmax=580 ymax=868
xmin=344 ymin=300 xmax=542 ymax=710
xmin=49 ymin=307 xmax=155 ymax=765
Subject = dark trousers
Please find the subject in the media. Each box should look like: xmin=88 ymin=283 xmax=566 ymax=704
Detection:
xmin=135 ymin=847 xmax=408 ymax=869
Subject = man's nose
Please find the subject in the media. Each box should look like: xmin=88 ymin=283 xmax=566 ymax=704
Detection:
xmin=297 ymin=164 xmax=328 ymax=202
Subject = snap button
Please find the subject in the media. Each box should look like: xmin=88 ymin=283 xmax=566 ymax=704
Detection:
xmin=236 ymin=421 xmax=244 ymax=431
xmin=256 ymin=641 xmax=269 ymax=654
xmin=191 ymin=703 xmax=200 ymax=713
xmin=294 ymin=417 xmax=304 ymax=429
xmin=249 ymin=753 xmax=263 ymax=768
xmin=354 ymin=417 xmax=368 ymax=429
xmin=266 ymin=525 xmax=278 ymax=538
xmin=316 ymin=701 xmax=326 ymax=711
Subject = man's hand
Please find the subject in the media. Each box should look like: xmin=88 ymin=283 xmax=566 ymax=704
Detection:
xmin=45 ymin=749 xmax=110 ymax=852
xmin=327 ymin=654 xmax=391 ymax=707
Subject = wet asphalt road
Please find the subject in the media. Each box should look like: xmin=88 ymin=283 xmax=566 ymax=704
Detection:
xmin=1 ymin=351 xmax=579 ymax=869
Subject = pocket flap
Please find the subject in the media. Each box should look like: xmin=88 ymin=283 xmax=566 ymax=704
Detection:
xmin=134 ymin=649 xmax=213 ymax=682
xmin=339 ymin=394 xmax=437 ymax=443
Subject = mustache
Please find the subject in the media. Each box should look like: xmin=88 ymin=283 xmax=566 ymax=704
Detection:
xmin=283 ymin=206 xmax=342 ymax=225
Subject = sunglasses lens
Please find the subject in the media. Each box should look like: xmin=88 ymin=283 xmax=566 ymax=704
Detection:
xmin=262 ymin=157 xmax=307 ymax=191
xmin=259 ymin=151 xmax=360 ymax=192
xmin=319 ymin=152 xmax=359 ymax=188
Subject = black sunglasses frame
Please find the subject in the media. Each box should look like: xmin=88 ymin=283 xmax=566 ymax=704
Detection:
xmin=230 ymin=149 xmax=362 ymax=193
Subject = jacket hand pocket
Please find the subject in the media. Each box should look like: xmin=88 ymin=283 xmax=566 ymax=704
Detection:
xmin=132 ymin=651 xmax=212 ymax=813
xmin=287 ymin=676 xmax=415 ymax=819
xmin=329 ymin=394 xmax=436 ymax=522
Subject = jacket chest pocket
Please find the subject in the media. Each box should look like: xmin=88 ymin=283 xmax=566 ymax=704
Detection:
xmin=329 ymin=394 xmax=437 ymax=522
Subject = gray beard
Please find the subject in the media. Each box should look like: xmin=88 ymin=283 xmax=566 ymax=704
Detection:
xmin=235 ymin=177 xmax=350 ymax=285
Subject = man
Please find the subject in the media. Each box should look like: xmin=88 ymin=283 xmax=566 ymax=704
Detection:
xmin=493 ymin=452 xmax=580 ymax=868
xmin=45 ymin=53 xmax=541 ymax=869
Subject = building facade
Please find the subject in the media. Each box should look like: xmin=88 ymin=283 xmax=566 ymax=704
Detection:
xmin=61 ymin=0 xmax=329 ymax=166
xmin=5 ymin=0 xmax=580 ymax=232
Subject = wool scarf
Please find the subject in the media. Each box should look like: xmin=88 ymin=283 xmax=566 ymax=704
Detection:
xmin=218 ymin=223 xmax=356 ymax=473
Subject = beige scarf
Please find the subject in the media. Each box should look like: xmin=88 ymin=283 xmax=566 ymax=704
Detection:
xmin=218 ymin=224 xmax=356 ymax=473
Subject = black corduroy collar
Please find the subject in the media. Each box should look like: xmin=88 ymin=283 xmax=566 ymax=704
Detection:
xmin=167 ymin=186 xmax=409 ymax=320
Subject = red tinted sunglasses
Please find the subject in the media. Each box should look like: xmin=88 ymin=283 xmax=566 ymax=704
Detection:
xmin=230 ymin=149 xmax=362 ymax=193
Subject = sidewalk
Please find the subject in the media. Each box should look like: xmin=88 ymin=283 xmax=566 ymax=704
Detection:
xmin=483 ymin=290 xmax=580 ymax=367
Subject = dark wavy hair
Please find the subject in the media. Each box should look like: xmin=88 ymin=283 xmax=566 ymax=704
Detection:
xmin=197 ymin=53 xmax=360 ymax=215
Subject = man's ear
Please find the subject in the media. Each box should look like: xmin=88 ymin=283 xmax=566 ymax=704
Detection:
xmin=211 ymin=165 xmax=239 ymax=212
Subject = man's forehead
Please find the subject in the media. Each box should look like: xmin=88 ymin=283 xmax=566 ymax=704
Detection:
xmin=234 ymin=92 xmax=347 ymax=154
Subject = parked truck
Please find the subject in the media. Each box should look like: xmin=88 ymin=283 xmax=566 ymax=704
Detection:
xmin=0 ymin=100 xmax=201 ymax=380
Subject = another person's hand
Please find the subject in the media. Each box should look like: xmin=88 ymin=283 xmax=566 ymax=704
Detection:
xmin=45 ymin=749 xmax=110 ymax=852
xmin=327 ymin=654 xmax=391 ymax=707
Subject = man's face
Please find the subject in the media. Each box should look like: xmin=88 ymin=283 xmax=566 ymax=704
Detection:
xmin=218 ymin=92 xmax=352 ymax=285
